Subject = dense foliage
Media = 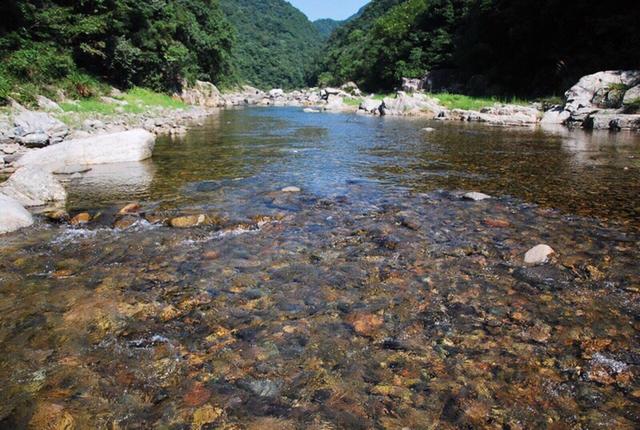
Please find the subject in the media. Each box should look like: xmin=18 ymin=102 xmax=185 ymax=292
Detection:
xmin=313 ymin=19 xmax=344 ymax=40
xmin=318 ymin=0 xmax=640 ymax=96
xmin=0 ymin=0 xmax=235 ymax=102
xmin=220 ymin=0 xmax=323 ymax=89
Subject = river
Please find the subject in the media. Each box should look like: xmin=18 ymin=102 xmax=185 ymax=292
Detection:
xmin=1 ymin=107 xmax=639 ymax=428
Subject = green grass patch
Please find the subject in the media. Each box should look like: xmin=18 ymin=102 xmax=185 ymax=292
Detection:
xmin=343 ymin=97 xmax=364 ymax=107
xmin=122 ymin=87 xmax=186 ymax=109
xmin=59 ymin=87 xmax=186 ymax=115
xmin=430 ymin=93 xmax=529 ymax=110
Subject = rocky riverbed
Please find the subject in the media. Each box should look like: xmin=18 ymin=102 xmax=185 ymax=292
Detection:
xmin=0 ymin=108 xmax=639 ymax=428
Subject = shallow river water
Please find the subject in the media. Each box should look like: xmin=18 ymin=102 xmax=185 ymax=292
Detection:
xmin=1 ymin=107 xmax=640 ymax=429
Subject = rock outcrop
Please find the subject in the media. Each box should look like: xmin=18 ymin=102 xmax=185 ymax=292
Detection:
xmin=177 ymin=80 xmax=224 ymax=107
xmin=547 ymin=70 xmax=640 ymax=130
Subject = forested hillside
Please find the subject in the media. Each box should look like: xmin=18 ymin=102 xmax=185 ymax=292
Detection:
xmin=313 ymin=19 xmax=344 ymax=40
xmin=0 ymin=0 xmax=235 ymax=102
xmin=318 ymin=0 xmax=640 ymax=96
xmin=220 ymin=0 xmax=323 ymax=89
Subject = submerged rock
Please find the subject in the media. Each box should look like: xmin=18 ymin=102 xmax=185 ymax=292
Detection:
xmin=170 ymin=214 xmax=206 ymax=228
xmin=463 ymin=192 xmax=492 ymax=201
xmin=524 ymin=244 xmax=555 ymax=264
xmin=281 ymin=186 xmax=301 ymax=193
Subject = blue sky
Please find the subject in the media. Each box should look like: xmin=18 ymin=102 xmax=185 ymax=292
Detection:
xmin=287 ymin=0 xmax=370 ymax=21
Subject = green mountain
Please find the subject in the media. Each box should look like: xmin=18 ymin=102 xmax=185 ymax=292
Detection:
xmin=220 ymin=0 xmax=323 ymax=89
xmin=313 ymin=19 xmax=344 ymax=40
xmin=318 ymin=0 xmax=640 ymax=96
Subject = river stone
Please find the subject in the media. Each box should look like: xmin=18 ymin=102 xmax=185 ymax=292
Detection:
xmin=16 ymin=133 xmax=50 ymax=148
xmin=281 ymin=186 xmax=301 ymax=193
xmin=13 ymin=110 xmax=68 ymax=146
xmin=0 ymin=194 xmax=34 ymax=234
xmin=421 ymin=127 xmax=436 ymax=132
xmin=524 ymin=244 xmax=555 ymax=264
xmin=463 ymin=192 xmax=492 ymax=201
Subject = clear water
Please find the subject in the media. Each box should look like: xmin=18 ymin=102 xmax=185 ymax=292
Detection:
xmin=1 ymin=107 xmax=639 ymax=429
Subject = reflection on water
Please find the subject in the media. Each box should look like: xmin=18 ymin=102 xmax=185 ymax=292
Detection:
xmin=1 ymin=107 xmax=639 ymax=428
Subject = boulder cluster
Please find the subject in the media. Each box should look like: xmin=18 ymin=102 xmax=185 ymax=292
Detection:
xmin=542 ymin=70 xmax=640 ymax=131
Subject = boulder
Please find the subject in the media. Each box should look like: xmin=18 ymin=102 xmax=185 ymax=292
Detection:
xmin=359 ymin=98 xmax=383 ymax=115
xmin=269 ymin=89 xmax=285 ymax=99
xmin=16 ymin=129 xmax=155 ymax=168
xmin=36 ymin=95 xmax=63 ymax=112
xmin=623 ymin=85 xmax=640 ymax=106
xmin=324 ymin=94 xmax=346 ymax=111
xmin=0 ymin=167 xmax=67 ymax=206
xmin=0 ymin=194 xmax=34 ymax=234
xmin=177 ymin=80 xmax=224 ymax=107
xmin=340 ymin=82 xmax=361 ymax=96
xmin=584 ymin=113 xmax=640 ymax=131
xmin=452 ymin=104 xmax=540 ymax=126
xmin=564 ymin=71 xmax=640 ymax=124
xmin=402 ymin=78 xmax=422 ymax=93
xmin=381 ymin=92 xmax=442 ymax=116
xmin=541 ymin=106 xmax=571 ymax=125
xmin=13 ymin=110 xmax=69 ymax=147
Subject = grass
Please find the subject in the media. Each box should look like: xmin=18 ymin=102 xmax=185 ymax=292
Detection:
xmin=343 ymin=97 xmax=363 ymax=107
xmin=59 ymin=87 xmax=186 ymax=115
xmin=429 ymin=93 xmax=529 ymax=110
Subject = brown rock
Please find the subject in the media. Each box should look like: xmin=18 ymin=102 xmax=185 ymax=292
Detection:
xmin=113 ymin=216 xmax=137 ymax=230
xmin=70 ymin=212 xmax=91 ymax=225
xmin=192 ymin=405 xmax=223 ymax=430
xmin=203 ymin=250 xmax=220 ymax=260
xmin=170 ymin=214 xmax=206 ymax=228
xmin=45 ymin=210 xmax=69 ymax=222
xmin=346 ymin=312 xmax=384 ymax=337
xmin=118 ymin=203 xmax=141 ymax=215
xmin=483 ymin=218 xmax=510 ymax=228
xmin=28 ymin=403 xmax=75 ymax=430
xmin=184 ymin=381 xmax=211 ymax=407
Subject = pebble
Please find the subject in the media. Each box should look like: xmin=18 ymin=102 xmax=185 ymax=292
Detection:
xmin=346 ymin=312 xmax=384 ymax=337
xmin=421 ymin=127 xmax=436 ymax=132
xmin=118 ymin=203 xmax=141 ymax=215
xmin=70 ymin=212 xmax=91 ymax=225
xmin=463 ymin=192 xmax=492 ymax=201
xmin=524 ymin=244 xmax=555 ymax=264
xmin=170 ymin=214 xmax=206 ymax=228
xmin=281 ymin=186 xmax=301 ymax=193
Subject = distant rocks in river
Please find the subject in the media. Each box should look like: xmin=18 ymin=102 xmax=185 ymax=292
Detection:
xmin=544 ymin=70 xmax=640 ymax=131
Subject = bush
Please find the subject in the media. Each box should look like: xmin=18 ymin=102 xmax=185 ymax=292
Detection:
xmin=3 ymin=43 xmax=74 ymax=84
xmin=0 ymin=68 xmax=13 ymax=102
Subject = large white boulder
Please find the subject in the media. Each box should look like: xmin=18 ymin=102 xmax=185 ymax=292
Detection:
xmin=381 ymin=92 xmax=442 ymax=116
xmin=16 ymin=129 xmax=155 ymax=169
xmin=177 ymin=80 xmax=224 ymax=107
xmin=0 ymin=194 xmax=34 ymax=234
xmin=0 ymin=167 xmax=67 ymax=207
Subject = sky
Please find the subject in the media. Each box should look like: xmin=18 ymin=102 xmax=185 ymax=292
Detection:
xmin=287 ymin=0 xmax=370 ymax=21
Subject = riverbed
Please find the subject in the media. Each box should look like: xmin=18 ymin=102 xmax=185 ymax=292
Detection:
xmin=1 ymin=107 xmax=639 ymax=429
